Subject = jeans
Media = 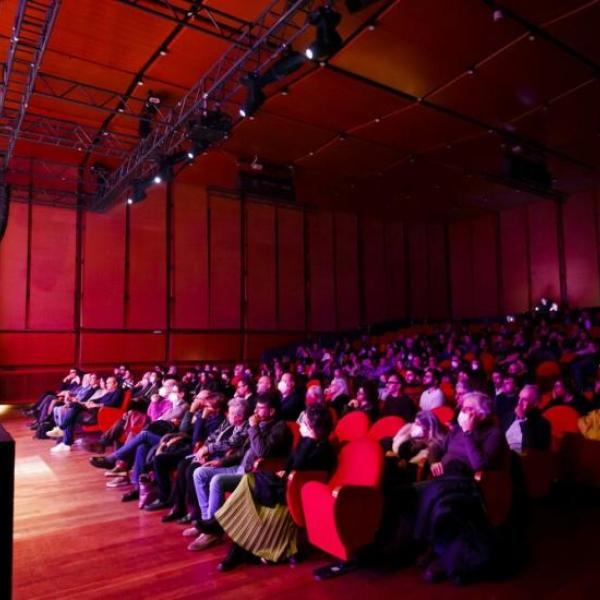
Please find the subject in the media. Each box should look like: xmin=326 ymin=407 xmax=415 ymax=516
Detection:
xmin=61 ymin=404 xmax=87 ymax=446
xmin=108 ymin=430 xmax=162 ymax=487
xmin=192 ymin=464 xmax=244 ymax=520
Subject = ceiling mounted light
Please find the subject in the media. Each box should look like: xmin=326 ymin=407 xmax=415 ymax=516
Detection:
xmin=305 ymin=6 xmax=342 ymax=61
xmin=260 ymin=49 xmax=306 ymax=86
xmin=239 ymin=72 xmax=265 ymax=118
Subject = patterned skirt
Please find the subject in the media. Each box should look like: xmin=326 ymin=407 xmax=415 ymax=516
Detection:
xmin=215 ymin=473 xmax=298 ymax=562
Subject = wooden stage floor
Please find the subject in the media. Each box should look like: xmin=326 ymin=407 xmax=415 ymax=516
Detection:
xmin=3 ymin=407 xmax=598 ymax=600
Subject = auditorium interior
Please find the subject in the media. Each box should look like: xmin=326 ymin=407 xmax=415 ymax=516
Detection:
xmin=1 ymin=1 xmax=599 ymax=598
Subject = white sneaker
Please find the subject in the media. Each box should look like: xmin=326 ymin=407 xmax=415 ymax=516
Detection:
xmin=50 ymin=442 xmax=72 ymax=453
xmin=46 ymin=427 xmax=64 ymax=439
xmin=106 ymin=476 xmax=130 ymax=488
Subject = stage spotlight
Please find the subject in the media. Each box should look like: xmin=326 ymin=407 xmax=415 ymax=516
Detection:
xmin=187 ymin=140 xmax=209 ymax=160
xmin=305 ymin=6 xmax=342 ymax=61
xmin=188 ymin=109 xmax=232 ymax=145
xmin=153 ymin=174 xmax=162 ymax=184
xmin=260 ymin=49 xmax=306 ymax=86
xmin=139 ymin=90 xmax=161 ymax=139
xmin=239 ymin=72 xmax=265 ymax=118
xmin=345 ymin=0 xmax=380 ymax=13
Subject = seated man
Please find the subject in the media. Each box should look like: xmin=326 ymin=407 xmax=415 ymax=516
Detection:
xmin=50 ymin=376 xmax=122 ymax=453
xmin=187 ymin=393 xmax=292 ymax=551
xmin=505 ymin=384 xmax=551 ymax=453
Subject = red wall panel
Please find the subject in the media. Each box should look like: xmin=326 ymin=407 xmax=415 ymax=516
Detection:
xmin=82 ymin=203 xmax=126 ymax=329
xmin=246 ymin=333 xmax=305 ymax=361
xmin=277 ymin=207 xmax=305 ymax=331
xmin=127 ymin=186 xmax=167 ymax=329
xmin=246 ymin=203 xmax=277 ymax=330
xmin=384 ymin=221 xmax=406 ymax=320
xmin=308 ymin=211 xmax=336 ymax=331
xmin=334 ymin=212 xmax=359 ymax=330
xmin=500 ymin=206 xmax=529 ymax=314
xmin=427 ymin=223 xmax=449 ymax=319
xmin=449 ymin=220 xmax=473 ymax=318
xmin=29 ymin=205 xmax=76 ymax=329
xmin=471 ymin=214 xmax=499 ymax=317
xmin=0 ymin=333 xmax=75 ymax=365
xmin=209 ymin=195 xmax=241 ymax=329
xmin=80 ymin=332 xmax=165 ymax=364
xmin=172 ymin=182 xmax=209 ymax=329
xmin=0 ymin=202 xmax=28 ymax=329
xmin=170 ymin=333 xmax=241 ymax=362
xmin=408 ymin=224 xmax=429 ymax=319
xmin=362 ymin=218 xmax=387 ymax=324
xmin=563 ymin=191 xmax=600 ymax=307
xmin=528 ymin=201 xmax=560 ymax=304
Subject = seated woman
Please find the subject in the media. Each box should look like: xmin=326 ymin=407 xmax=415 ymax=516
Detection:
xmin=342 ymin=382 xmax=378 ymax=421
xmin=544 ymin=378 xmax=591 ymax=415
xmin=214 ymin=403 xmax=337 ymax=571
xmin=386 ymin=411 xmax=447 ymax=483
xmin=414 ymin=391 xmax=508 ymax=585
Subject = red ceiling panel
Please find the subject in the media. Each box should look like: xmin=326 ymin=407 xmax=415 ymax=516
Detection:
xmin=354 ymin=104 xmax=481 ymax=153
xmin=223 ymin=111 xmax=333 ymax=163
xmin=332 ymin=0 xmax=522 ymax=98
xmin=266 ymin=67 xmax=408 ymax=133
xmin=429 ymin=37 xmax=593 ymax=126
xmin=500 ymin=0 xmax=592 ymax=24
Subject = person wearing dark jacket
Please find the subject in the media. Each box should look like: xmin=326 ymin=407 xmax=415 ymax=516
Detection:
xmin=187 ymin=393 xmax=292 ymax=551
xmin=415 ymin=392 xmax=508 ymax=585
xmin=544 ymin=378 xmax=591 ymax=416
xmin=380 ymin=374 xmax=417 ymax=422
xmin=494 ymin=375 xmax=519 ymax=433
xmin=215 ymin=403 xmax=337 ymax=571
xmin=279 ymin=373 xmax=304 ymax=421
xmin=505 ymin=385 xmax=551 ymax=452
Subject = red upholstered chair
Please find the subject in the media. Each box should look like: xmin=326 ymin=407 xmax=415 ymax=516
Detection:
xmin=301 ymin=438 xmax=384 ymax=562
xmin=332 ymin=411 xmax=370 ymax=445
xmin=440 ymin=382 xmax=455 ymax=406
xmin=367 ymin=415 xmax=405 ymax=442
xmin=474 ymin=465 xmax=513 ymax=527
xmin=81 ymin=390 xmax=132 ymax=435
xmin=286 ymin=470 xmax=329 ymax=528
xmin=519 ymin=449 xmax=556 ymax=499
xmin=544 ymin=405 xmax=581 ymax=451
xmin=432 ymin=405 xmax=454 ymax=428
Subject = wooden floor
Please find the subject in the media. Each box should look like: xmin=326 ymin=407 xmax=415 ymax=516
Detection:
xmin=4 ymin=406 xmax=598 ymax=600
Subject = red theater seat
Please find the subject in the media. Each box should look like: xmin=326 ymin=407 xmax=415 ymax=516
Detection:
xmin=81 ymin=390 xmax=132 ymax=435
xmin=368 ymin=416 xmax=405 ymax=441
xmin=332 ymin=411 xmax=370 ymax=445
xmin=432 ymin=405 xmax=454 ymax=428
xmin=301 ymin=438 xmax=384 ymax=561
xmin=544 ymin=405 xmax=580 ymax=450
xmin=536 ymin=361 xmax=561 ymax=391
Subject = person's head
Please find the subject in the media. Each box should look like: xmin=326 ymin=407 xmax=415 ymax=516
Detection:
xmin=105 ymin=376 xmax=118 ymax=391
xmin=411 ymin=410 xmax=445 ymax=442
xmin=454 ymin=380 xmax=472 ymax=407
xmin=300 ymin=403 xmax=334 ymax=440
xmin=327 ymin=376 xmax=348 ymax=399
xmin=516 ymin=385 xmax=541 ymax=419
xmin=256 ymin=375 xmax=272 ymax=395
xmin=460 ymin=392 xmax=493 ymax=425
xmin=235 ymin=377 xmax=253 ymax=398
xmin=234 ymin=363 xmax=245 ymax=377
xmin=278 ymin=372 xmax=295 ymax=396
xmin=423 ymin=368 xmax=440 ymax=389
xmin=385 ymin=373 xmax=402 ymax=396
xmin=305 ymin=384 xmax=324 ymax=406
xmin=502 ymin=375 xmax=517 ymax=395
xmin=491 ymin=370 xmax=503 ymax=389
xmin=404 ymin=369 xmax=417 ymax=385
xmin=254 ymin=393 xmax=279 ymax=422
xmin=227 ymin=398 xmax=248 ymax=426
xmin=167 ymin=365 xmax=177 ymax=375
xmin=204 ymin=390 xmax=225 ymax=414
xmin=88 ymin=372 xmax=99 ymax=387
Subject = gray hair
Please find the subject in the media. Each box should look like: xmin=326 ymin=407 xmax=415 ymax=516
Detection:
xmin=228 ymin=397 xmax=248 ymax=418
xmin=521 ymin=384 xmax=540 ymax=405
xmin=462 ymin=391 xmax=492 ymax=418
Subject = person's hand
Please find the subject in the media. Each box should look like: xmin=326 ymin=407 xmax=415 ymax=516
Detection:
xmin=431 ymin=462 xmax=444 ymax=477
xmin=203 ymin=459 xmax=221 ymax=467
xmin=276 ymin=470 xmax=286 ymax=478
xmin=249 ymin=414 xmax=259 ymax=428
xmin=348 ymin=399 xmax=358 ymax=408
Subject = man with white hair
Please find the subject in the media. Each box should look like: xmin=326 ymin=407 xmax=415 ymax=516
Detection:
xmin=326 ymin=376 xmax=350 ymax=414
xmin=505 ymin=384 xmax=551 ymax=453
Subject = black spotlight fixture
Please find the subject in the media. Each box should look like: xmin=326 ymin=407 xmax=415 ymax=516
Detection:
xmin=239 ymin=72 xmax=265 ymax=118
xmin=260 ymin=48 xmax=306 ymax=86
xmin=188 ymin=109 xmax=232 ymax=146
xmin=138 ymin=90 xmax=161 ymax=139
xmin=127 ymin=179 xmax=148 ymax=204
xmin=305 ymin=6 xmax=342 ymax=61
xmin=345 ymin=0 xmax=380 ymax=13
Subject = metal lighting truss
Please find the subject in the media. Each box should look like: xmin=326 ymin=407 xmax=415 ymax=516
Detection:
xmin=0 ymin=0 xmax=62 ymax=169
xmin=91 ymin=0 xmax=319 ymax=211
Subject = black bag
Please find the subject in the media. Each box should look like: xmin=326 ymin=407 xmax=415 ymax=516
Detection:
xmin=252 ymin=471 xmax=286 ymax=508
xmin=146 ymin=420 xmax=176 ymax=436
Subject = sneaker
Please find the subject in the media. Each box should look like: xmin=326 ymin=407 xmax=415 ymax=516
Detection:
xmin=187 ymin=533 xmax=221 ymax=551
xmin=104 ymin=465 xmax=129 ymax=477
xmin=106 ymin=476 xmax=130 ymax=488
xmin=46 ymin=427 xmax=64 ymax=439
xmin=50 ymin=442 xmax=72 ymax=453
xmin=182 ymin=526 xmax=200 ymax=538
xmin=121 ymin=489 xmax=139 ymax=502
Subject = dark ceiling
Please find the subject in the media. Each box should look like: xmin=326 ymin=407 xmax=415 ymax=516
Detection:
xmin=1 ymin=0 xmax=599 ymax=218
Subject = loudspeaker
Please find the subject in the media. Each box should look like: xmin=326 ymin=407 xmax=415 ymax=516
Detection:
xmin=0 ymin=425 xmax=15 ymax=600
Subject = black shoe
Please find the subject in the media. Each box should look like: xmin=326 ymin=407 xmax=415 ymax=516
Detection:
xmin=161 ymin=509 xmax=185 ymax=523
xmin=177 ymin=514 xmax=193 ymax=524
xmin=217 ymin=544 xmax=248 ymax=572
xmin=198 ymin=518 xmax=223 ymax=535
xmin=145 ymin=499 xmax=170 ymax=512
xmin=121 ymin=489 xmax=139 ymax=502
xmin=90 ymin=456 xmax=114 ymax=469
xmin=28 ymin=422 xmax=39 ymax=430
